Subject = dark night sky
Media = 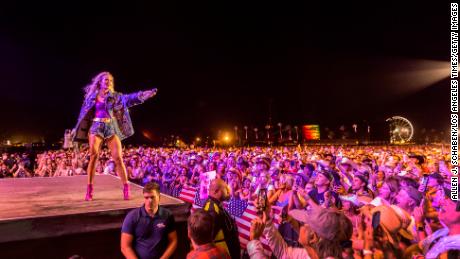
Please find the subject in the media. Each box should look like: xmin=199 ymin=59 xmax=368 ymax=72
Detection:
xmin=0 ymin=2 xmax=451 ymax=143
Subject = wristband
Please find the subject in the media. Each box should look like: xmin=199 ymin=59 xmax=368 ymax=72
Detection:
xmin=363 ymin=249 xmax=373 ymax=255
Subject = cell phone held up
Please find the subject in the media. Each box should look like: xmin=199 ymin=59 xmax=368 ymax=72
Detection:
xmin=419 ymin=174 xmax=429 ymax=193
xmin=257 ymin=188 xmax=268 ymax=214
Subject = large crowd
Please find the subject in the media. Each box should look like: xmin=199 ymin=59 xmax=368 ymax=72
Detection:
xmin=1 ymin=144 xmax=459 ymax=258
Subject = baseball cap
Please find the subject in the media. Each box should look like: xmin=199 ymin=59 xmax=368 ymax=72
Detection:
xmin=256 ymin=156 xmax=271 ymax=168
xmin=289 ymin=207 xmax=353 ymax=241
xmin=318 ymin=170 xmax=333 ymax=182
xmin=370 ymin=205 xmax=415 ymax=246
xmin=390 ymin=205 xmax=414 ymax=241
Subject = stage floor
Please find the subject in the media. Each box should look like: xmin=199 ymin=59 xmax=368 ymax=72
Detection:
xmin=0 ymin=175 xmax=181 ymax=220
xmin=0 ymin=175 xmax=188 ymax=243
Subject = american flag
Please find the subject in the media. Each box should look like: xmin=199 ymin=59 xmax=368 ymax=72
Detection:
xmin=178 ymin=185 xmax=197 ymax=204
xmin=225 ymin=197 xmax=248 ymax=217
xmin=177 ymin=185 xmax=204 ymax=213
xmin=227 ymin=201 xmax=282 ymax=257
xmin=192 ymin=187 xmax=206 ymax=207
xmin=170 ymin=186 xmax=182 ymax=198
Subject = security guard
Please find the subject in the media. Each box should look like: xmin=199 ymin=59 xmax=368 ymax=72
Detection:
xmin=204 ymin=179 xmax=241 ymax=259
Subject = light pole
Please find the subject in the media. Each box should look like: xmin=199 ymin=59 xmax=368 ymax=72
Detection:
xmin=254 ymin=128 xmax=259 ymax=140
xmin=277 ymin=122 xmax=283 ymax=141
xmin=244 ymin=126 xmax=248 ymax=140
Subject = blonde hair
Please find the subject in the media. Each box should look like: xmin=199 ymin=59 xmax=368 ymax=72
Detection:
xmin=83 ymin=71 xmax=114 ymax=99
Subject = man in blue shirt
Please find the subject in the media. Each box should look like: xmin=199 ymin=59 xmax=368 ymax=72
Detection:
xmin=308 ymin=170 xmax=342 ymax=209
xmin=121 ymin=182 xmax=178 ymax=259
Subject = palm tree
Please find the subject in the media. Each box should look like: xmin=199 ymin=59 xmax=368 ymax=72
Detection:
xmin=286 ymin=125 xmax=292 ymax=141
xmin=294 ymin=126 xmax=299 ymax=142
xmin=265 ymin=125 xmax=271 ymax=140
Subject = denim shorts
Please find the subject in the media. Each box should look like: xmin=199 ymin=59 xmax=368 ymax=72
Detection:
xmin=89 ymin=121 xmax=116 ymax=139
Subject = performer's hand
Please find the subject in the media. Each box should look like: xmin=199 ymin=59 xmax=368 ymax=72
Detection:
xmin=142 ymin=88 xmax=158 ymax=100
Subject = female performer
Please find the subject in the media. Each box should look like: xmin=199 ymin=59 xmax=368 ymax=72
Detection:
xmin=72 ymin=72 xmax=157 ymax=200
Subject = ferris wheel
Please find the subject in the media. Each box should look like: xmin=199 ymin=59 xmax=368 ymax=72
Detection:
xmin=386 ymin=116 xmax=414 ymax=144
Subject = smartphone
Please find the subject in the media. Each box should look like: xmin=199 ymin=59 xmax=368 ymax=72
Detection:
xmin=257 ymin=188 xmax=268 ymax=212
xmin=372 ymin=211 xmax=381 ymax=230
xmin=419 ymin=175 xmax=429 ymax=193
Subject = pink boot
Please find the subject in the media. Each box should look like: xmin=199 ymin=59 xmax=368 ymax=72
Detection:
xmin=123 ymin=183 xmax=130 ymax=200
xmin=85 ymin=184 xmax=93 ymax=201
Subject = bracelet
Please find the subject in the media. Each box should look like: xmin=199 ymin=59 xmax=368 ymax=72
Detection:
xmin=363 ymin=249 xmax=373 ymax=255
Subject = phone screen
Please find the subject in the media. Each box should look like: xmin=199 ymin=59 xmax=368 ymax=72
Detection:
xmin=419 ymin=175 xmax=429 ymax=193
xmin=258 ymin=188 xmax=267 ymax=212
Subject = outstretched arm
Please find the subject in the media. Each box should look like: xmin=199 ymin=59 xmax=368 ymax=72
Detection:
xmin=124 ymin=88 xmax=158 ymax=108
xmin=139 ymin=88 xmax=158 ymax=101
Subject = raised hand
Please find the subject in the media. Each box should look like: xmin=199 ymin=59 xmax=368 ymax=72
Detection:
xmin=250 ymin=218 xmax=265 ymax=240
xmin=333 ymin=185 xmax=345 ymax=194
xmin=413 ymin=205 xmax=425 ymax=225
xmin=141 ymin=88 xmax=158 ymax=100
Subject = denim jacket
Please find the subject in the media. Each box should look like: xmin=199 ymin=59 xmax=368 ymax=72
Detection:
xmin=73 ymin=91 xmax=145 ymax=142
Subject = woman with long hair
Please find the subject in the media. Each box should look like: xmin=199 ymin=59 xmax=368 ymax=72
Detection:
xmin=375 ymin=176 xmax=400 ymax=205
xmin=72 ymin=71 xmax=157 ymax=200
